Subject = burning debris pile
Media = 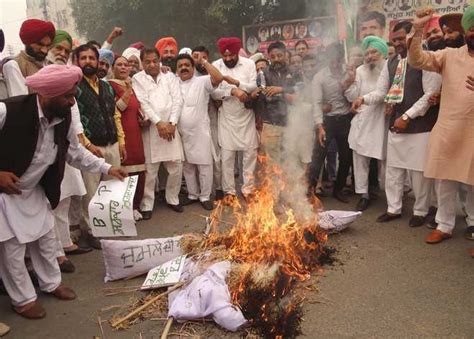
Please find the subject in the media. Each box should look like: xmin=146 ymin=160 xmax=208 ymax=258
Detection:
xmin=107 ymin=157 xmax=338 ymax=338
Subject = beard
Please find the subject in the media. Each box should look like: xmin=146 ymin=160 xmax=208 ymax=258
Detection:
xmin=427 ymin=38 xmax=446 ymax=51
xmin=445 ymin=35 xmax=465 ymax=48
xmin=466 ymin=37 xmax=474 ymax=52
xmin=81 ymin=65 xmax=98 ymax=76
xmin=162 ymin=58 xmax=176 ymax=72
xmin=49 ymin=105 xmax=72 ymax=120
xmin=271 ymin=62 xmax=285 ymax=71
xmin=97 ymin=69 xmax=108 ymax=79
xmin=195 ymin=64 xmax=207 ymax=74
xmin=223 ymin=57 xmax=238 ymax=69
xmin=25 ymin=45 xmax=46 ymax=62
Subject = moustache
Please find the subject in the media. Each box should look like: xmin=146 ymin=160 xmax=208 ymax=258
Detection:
xmin=180 ymin=69 xmax=189 ymax=73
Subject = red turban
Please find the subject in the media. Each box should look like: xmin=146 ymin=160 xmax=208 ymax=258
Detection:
xmin=25 ymin=64 xmax=82 ymax=98
xmin=217 ymin=37 xmax=242 ymax=55
xmin=155 ymin=37 xmax=178 ymax=56
xmin=19 ymin=19 xmax=55 ymax=45
xmin=423 ymin=16 xmax=441 ymax=37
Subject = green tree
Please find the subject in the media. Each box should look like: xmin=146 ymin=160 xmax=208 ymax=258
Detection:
xmin=71 ymin=0 xmax=333 ymax=53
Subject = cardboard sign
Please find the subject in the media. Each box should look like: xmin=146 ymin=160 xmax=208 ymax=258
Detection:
xmin=88 ymin=175 xmax=138 ymax=237
xmin=141 ymin=255 xmax=187 ymax=290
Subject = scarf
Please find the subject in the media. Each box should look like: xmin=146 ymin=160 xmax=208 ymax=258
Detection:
xmin=385 ymin=57 xmax=407 ymax=104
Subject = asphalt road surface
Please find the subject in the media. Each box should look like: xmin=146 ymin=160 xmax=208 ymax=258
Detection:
xmin=1 ymin=193 xmax=472 ymax=338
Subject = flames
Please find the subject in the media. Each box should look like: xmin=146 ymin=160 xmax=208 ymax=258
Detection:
xmin=201 ymin=154 xmax=329 ymax=336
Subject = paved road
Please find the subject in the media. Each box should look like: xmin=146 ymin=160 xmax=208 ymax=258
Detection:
xmin=1 ymin=194 xmax=472 ymax=338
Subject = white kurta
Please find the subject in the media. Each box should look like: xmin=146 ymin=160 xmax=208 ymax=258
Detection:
xmin=211 ymin=57 xmax=258 ymax=151
xmin=0 ymin=100 xmax=111 ymax=244
xmin=363 ymin=60 xmax=442 ymax=171
xmin=345 ymin=62 xmax=388 ymax=160
xmin=60 ymin=103 xmax=86 ymax=200
xmin=178 ymin=75 xmax=215 ymax=165
xmin=2 ymin=60 xmax=28 ymax=97
xmin=132 ymin=71 xmax=184 ymax=163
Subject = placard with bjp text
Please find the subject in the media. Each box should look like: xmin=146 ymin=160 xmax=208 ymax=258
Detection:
xmin=88 ymin=175 xmax=138 ymax=237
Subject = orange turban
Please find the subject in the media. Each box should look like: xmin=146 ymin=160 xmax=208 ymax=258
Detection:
xmin=423 ymin=16 xmax=441 ymax=37
xmin=155 ymin=37 xmax=178 ymax=56
xmin=217 ymin=37 xmax=242 ymax=55
xmin=19 ymin=19 xmax=55 ymax=45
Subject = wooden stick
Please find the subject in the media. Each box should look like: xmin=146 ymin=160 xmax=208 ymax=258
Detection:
xmin=161 ymin=317 xmax=173 ymax=339
xmin=97 ymin=315 xmax=105 ymax=339
xmin=110 ymin=281 xmax=185 ymax=328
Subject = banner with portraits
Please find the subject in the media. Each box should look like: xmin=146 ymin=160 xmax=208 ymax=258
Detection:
xmin=243 ymin=16 xmax=337 ymax=55
xmin=358 ymin=0 xmax=473 ymax=40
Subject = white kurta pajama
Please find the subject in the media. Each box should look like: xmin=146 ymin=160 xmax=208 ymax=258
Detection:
xmin=345 ymin=62 xmax=388 ymax=195
xmin=178 ymin=75 xmax=216 ymax=202
xmin=363 ymin=60 xmax=442 ymax=216
xmin=0 ymin=101 xmax=110 ymax=306
xmin=132 ymin=71 xmax=184 ymax=211
xmin=53 ymin=104 xmax=86 ymax=255
xmin=212 ymin=57 xmax=258 ymax=195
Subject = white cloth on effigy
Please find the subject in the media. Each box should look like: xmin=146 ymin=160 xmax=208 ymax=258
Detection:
xmin=168 ymin=261 xmax=247 ymax=332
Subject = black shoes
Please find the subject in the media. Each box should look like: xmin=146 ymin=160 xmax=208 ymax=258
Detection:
xmin=409 ymin=215 xmax=426 ymax=227
xmin=215 ymin=190 xmax=225 ymax=201
xmin=167 ymin=203 xmax=184 ymax=213
xmin=201 ymin=200 xmax=215 ymax=211
xmin=140 ymin=210 xmax=152 ymax=220
xmin=376 ymin=212 xmax=402 ymax=223
xmin=356 ymin=197 xmax=370 ymax=211
xmin=59 ymin=259 xmax=75 ymax=273
xmin=333 ymin=190 xmax=349 ymax=203
xmin=180 ymin=196 xmax=198 ymax=206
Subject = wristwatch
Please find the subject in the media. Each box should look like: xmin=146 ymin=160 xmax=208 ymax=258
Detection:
xmin=401 ymin=113 xmax=410 ymax=122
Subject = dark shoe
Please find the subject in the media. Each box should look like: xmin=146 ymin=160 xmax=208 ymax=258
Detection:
xmin=140 ymin=210 xmax=152 ymax=220
xmin=13 ymin=301 xmax=46 ymax=319
xmin=465 ymin=226 xmax=474 ymax=241
xmin=426 ymin=220 xmax=438 ymax=229
xmin=356 ymin=197 xmax=370 ymax=211
xmin=86 ymin=234 xmax=101 ymax=250
xmin=215 ymin=190 xmax=224 ymax=201
xmin=376 ymin=212 xmax=402 ymax=223
xmin=64 ymin=246 xmax=93 ymax=255
xmin=48 ymin=285 xmax=76 ymax=300
xmin=167 ymin=203 xmax=184 ymax=213
xmin=201 ymin=200 xmax=215 ymax=211
xmin=333 ymin=190 xmax=349 ymax=203
xmin=181 ymin=196 xmax=198 ymax=206
xmin=59 ymin=259 xmax=75 ymax=273
xmin=409 ymin=215 xmax=426 ymax=228
xmin=425 ymin=230 xmax=452 ymax=244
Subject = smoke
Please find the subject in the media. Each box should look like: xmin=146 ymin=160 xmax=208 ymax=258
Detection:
xmin=277 ymin=93 xmax=319 ymax=222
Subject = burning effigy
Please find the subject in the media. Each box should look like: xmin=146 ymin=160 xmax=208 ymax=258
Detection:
xmin=105 ymin=156 xmax=359 ymax=337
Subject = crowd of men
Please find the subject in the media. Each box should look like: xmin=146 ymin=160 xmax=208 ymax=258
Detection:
xmin=0 ymin=5 xmax=473 ymax=323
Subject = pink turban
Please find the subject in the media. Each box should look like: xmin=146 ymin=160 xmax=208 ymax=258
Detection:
xmin=423 ymin=16 xmax=441 ymax=36
xmin=19 ymin=19 xmax=55 ymax=45
xmin=217 ymin=37 xmax=242 ymax=55
xmin=25 ymin=64 xmax=83 ymax=98
xmin=155 ymin=37 xmax=178 ymax=56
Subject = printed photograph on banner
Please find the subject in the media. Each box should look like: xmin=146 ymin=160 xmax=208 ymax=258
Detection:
xmin=88 ymin=175 xmax=139 ymax=237
xmin=141 ymin=254 xmax=187 ymax=290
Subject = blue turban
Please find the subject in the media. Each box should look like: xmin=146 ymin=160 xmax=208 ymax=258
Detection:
xmin=361 ymin=36 xmax=388 ymax=58
xmin=98 ymin=48 xmax=114 ymax=66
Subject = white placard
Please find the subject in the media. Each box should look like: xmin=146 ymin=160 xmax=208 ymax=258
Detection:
xmin=88 ymin=175 xmax=138 ymax=237
xmin=141 ymin=255 xmax=187 ymax=290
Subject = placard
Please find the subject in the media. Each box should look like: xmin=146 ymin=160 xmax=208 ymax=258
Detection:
xmin=141 ymin=255 xmax=187 ymax=290
xmin=88 ymin=175 xmax=138 ymax=237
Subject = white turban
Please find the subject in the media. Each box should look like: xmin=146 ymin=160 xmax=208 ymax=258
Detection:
xmin=122 ymin=47 xmax=142 ymax=68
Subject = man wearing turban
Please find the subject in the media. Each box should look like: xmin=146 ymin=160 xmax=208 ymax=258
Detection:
xmin=0 ymin=64 xmax=126 ymax=319
xmin=2 ymin=19 xmax=55 ymax=97
xmin=409 ymin=7 xmax=474 ymax=249
xmin=439 ymin=13 xmax=465 ymax=48
xmin=46 ymin=30 xmax=73 ymax=65
xmin=211 ymin=37 xmax=258 ymax=202
xmin=423 ymin=16 xmax=445 ymax=51
xmin=122 ymin=47 xmax=142 ymax=76
xmin=353 ymin=21 xmax=442 ymax=227
xmin=97 ymin=48 xmax=115 ymax=79
xmin=345 ymin=36 xmax=388 ymax=212
xmin=155 ymin=37 xmax=178 ymax=72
